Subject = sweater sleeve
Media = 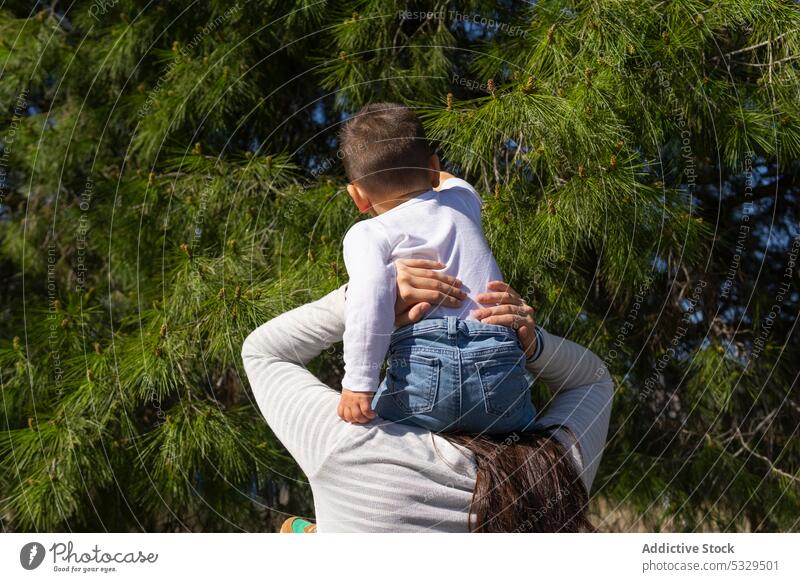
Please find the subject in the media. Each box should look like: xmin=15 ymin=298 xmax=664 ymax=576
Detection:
xmin=241 ymin=286 xmax=363 ymax=477
xmin=525 ymin=328 xmax=614 ymax=492
xmin=341 ymin=221 xmax=397 ymax=392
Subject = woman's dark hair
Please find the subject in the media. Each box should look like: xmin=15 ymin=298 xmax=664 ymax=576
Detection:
xmin=442 ymin=430 xmax=593 ymax=533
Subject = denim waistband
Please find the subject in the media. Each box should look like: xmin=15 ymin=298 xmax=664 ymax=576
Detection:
xmin=391 ymin=315 xmax=518 ymax=345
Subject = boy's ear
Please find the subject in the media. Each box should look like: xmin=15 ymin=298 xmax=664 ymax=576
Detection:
xmin=429 ymin=154 xmax=441 ymax=188
xmin=347 ymin=183 xmax=372 ymax=214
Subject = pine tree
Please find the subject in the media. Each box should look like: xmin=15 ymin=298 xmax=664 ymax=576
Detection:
xmin=1 ymin=1 xmax=798 ymax=532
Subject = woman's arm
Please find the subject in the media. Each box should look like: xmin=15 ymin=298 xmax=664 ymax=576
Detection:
xmin=527 ymin=329 xmax=614 ymax=492
xmin=241 ymin=286 xmax=356 ymax=477
xmin=242 ymin=263 xmax=466 ymax=476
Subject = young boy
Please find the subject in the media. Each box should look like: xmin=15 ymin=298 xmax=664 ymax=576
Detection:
xmin=338 ymin=103 xmax=535 ymax=434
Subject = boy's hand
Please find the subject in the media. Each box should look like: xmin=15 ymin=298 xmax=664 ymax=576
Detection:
xmin=338 ymin=389 xmax=377 ymax=424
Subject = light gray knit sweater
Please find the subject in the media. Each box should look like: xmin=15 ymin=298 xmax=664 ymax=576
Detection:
xmin=242 ymin=286 xmax=613 ymax=532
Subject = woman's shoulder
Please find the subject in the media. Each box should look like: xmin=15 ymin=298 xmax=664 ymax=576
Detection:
xmin=316 ymin=420 xmax=477 ymax=483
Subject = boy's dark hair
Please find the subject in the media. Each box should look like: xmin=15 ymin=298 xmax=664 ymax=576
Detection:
xmin=339 ymin=102 xmax=432 ymax=194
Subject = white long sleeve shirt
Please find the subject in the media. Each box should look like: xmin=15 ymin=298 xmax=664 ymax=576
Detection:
xmin=241 ymin=286 xmax=614 ymax=532
xmin=342 ymin=177 xmax=503 ymax=392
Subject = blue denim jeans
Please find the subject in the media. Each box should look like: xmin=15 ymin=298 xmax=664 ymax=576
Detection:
xmin=372 ymin=316 xmax=536 ymax=434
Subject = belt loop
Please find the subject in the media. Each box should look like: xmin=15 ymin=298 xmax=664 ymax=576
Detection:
xmin=447 ymin=316 xmax=457 ymax=339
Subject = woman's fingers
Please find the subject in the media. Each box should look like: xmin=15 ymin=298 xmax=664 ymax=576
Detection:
xmin=410 ymin=273 xmax=466 ymax=296
xmin=472 ymin=303 xmax=534 ymax=320
xmin=395 ymin=258 xmax=445 ymax=270
xmin=486 ymin=280 xmax=522 ymax=297
xmin=477 ymin=281 xmax=523 ymax=305
xmin=406 ymin=287 xmax=463 ymax=308
xmin=516 ymin=325 xmax=537 ymax=358
xmin=476 ymin=281 xmax=526 ymax=306
xmin=473 ymin=302 xmax=537 ymax=355
xmin=478 ymin=313 xmax=530 ymax=328
xmin=474 ymin=302 xmax=535 ymax=332
xmin=401 ymin=302 xmax=431 ymax=325
xmin=395 ymin=311 xmax=413 ymax=327
xmin=401 ymin=268 xmax=465 ymax=296
xmin=395 ymin=259 xmax=465 ymax=296
xmin=394 ymin=259 xmax=466 ymax=325
xmin=423 ymin=288 xmax=464 ymax=306
xmin=403 ymin=265 xmax=458 ymax=284
xmin=474 ymin=285 xmax=538 ymax=356
xmin=475 ymin=291 xmax=521 ymax=306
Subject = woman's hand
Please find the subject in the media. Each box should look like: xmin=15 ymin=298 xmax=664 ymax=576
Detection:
xmin=472 ymin=281 xmax=537 ymax=358
xmin=394 ymin=259 xmax=466 ymax=326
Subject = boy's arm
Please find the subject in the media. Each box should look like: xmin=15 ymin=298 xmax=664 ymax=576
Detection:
xmin=341 ymin=222 xmax=396 ymax=395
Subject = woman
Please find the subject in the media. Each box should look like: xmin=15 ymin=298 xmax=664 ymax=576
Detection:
xmin=242 ymin=260 xmax=613 ymax=532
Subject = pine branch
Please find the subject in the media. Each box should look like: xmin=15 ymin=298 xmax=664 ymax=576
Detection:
xmin=723 ymin=30 xmax=796 ymax=58
xmin=736 ymin=430 xmax=800 ymax=485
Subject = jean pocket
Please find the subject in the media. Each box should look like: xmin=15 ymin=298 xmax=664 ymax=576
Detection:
xmin=475 ymin=359 xmax=529 ymax=418
xmin=386 ymin=352 xmax=441 ymax=414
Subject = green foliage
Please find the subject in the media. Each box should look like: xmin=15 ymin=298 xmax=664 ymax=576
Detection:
xmin=1 ymin=0 xmax=798 ymax=531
